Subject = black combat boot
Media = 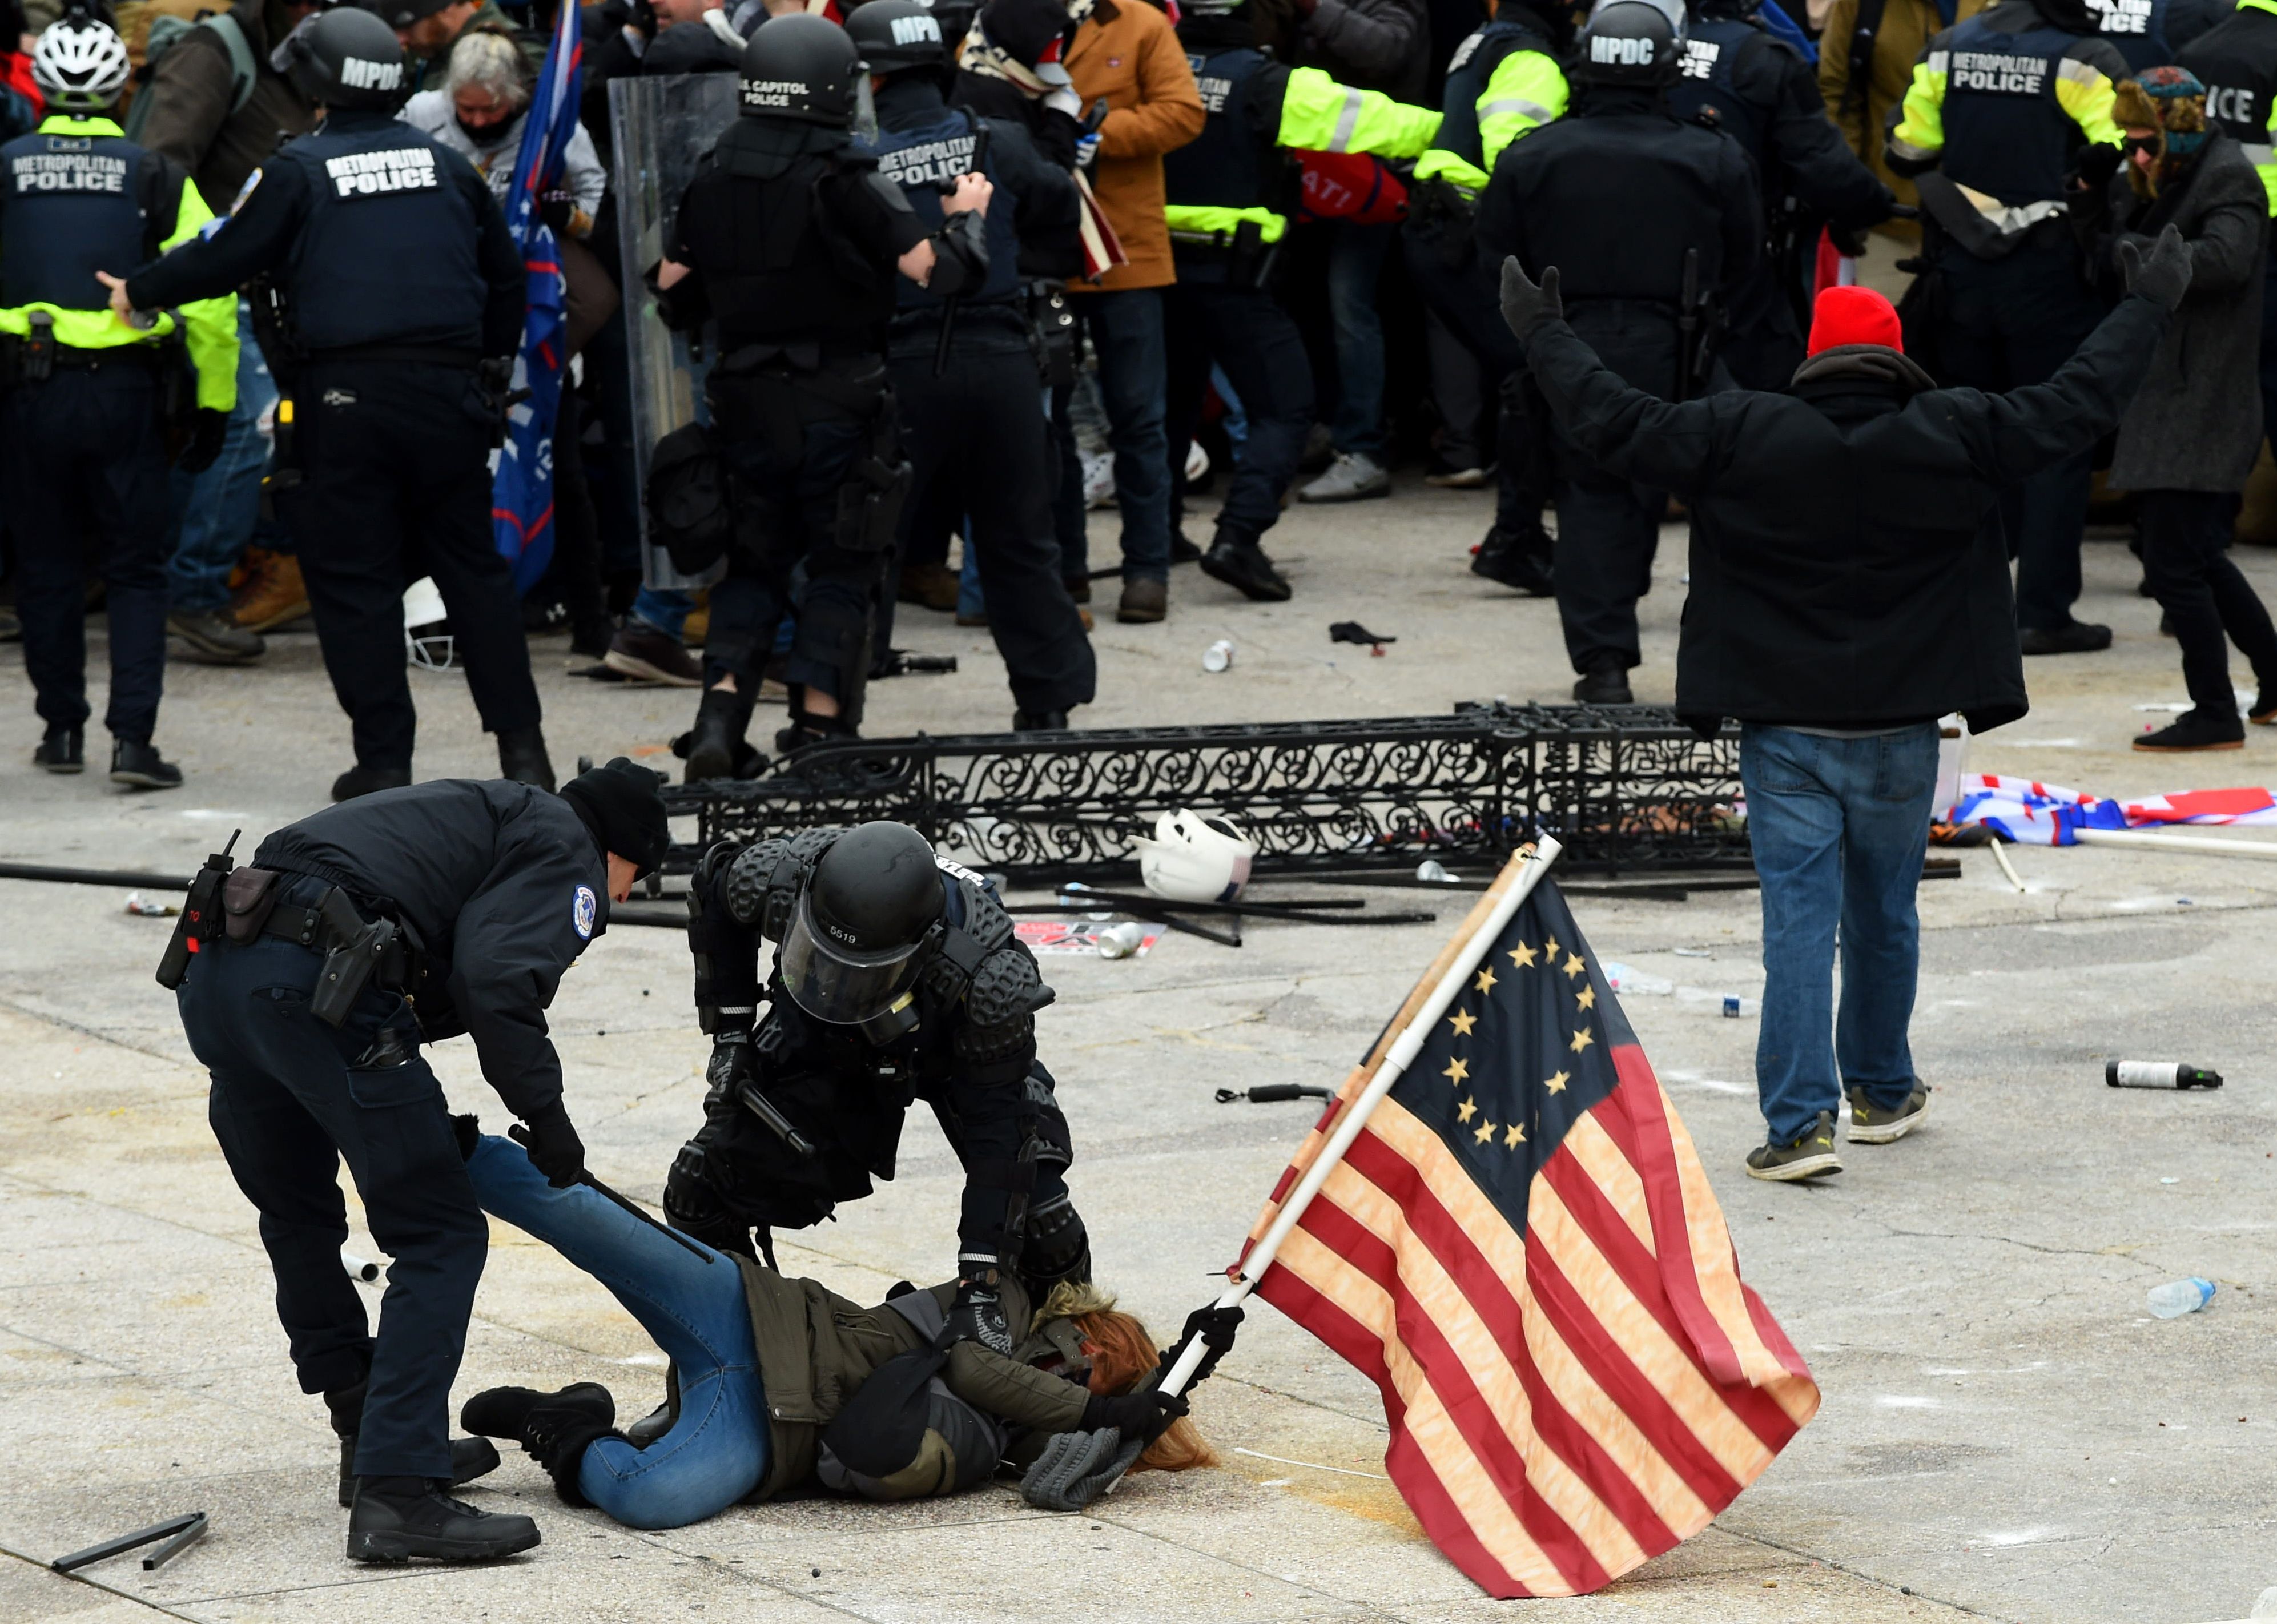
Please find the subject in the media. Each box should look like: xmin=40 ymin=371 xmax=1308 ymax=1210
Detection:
xmin=110 ymin=738 xmax=183 ymax=789
xmin=34 ymin=724 xmax=83 ymax=774
xmin=346 ymin=1476 xmax=540 ymax=1563
xmin=1197 ymin=531 xmax=1292 ymax=602
xmin=461 ymin=1382 xmax=623 ymax=1505
xmin=497 ymin=726 xmax=555 ymax=790
xmin=325 ymin=1380 xmax=502 ymax=1508
xmin=1571 ymin=655 xmax=1634 ymax=706
xmin=1470 ymin=526 xmax=1555 ymax=597
xmin=682 ymin=686 xmax=753 ymax=783
xmin=1013 ymin=709 xmax=1070 ymax=731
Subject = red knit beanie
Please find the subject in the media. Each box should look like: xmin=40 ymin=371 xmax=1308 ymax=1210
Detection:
xmin=1806 ymin=285 xmax=1904 ymax=356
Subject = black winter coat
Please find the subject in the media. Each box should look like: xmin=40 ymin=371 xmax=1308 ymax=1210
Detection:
xmin=1517 ymin=295 xmax=2170 ymax=734
xmin=254 ymin=780 xmax=608 ymax=1121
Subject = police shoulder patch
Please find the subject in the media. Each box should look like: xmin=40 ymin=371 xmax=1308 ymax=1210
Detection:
xmin=573 ymin=884 xmax=598 ymax=940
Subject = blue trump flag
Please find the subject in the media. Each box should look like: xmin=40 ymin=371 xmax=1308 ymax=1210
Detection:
xmin=492 ymin=0 xmax=583 ymax=594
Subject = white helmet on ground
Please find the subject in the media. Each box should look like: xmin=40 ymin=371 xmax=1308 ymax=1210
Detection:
xmin=404 ymin=577 xmax=457 ymax=672
xmin=33 ymin=16 xmax=131 ymax=112
xmin=1133 ymin=809 xmax=1258 ymax=905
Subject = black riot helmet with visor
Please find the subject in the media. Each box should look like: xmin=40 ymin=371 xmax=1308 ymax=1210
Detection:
xmin=778 ymin=821 xmax=946 ymax=1038
xmin=738 ymin=12 xmax=868 ymax=125
xmin=844 ymin=0 xmax=949 ymax=75
xmin=1572 ymin=0 xmax=1684 ymax=88
xmin=275 ymin=6 xmax=412 ymax=112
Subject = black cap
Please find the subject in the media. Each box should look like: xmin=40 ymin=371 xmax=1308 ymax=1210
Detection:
xmin=560 ymin=758 xmax=673 ymax=878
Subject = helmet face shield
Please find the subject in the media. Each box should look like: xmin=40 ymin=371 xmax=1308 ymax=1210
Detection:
xmin=779 ymin=888 xmax=926 ymax=1024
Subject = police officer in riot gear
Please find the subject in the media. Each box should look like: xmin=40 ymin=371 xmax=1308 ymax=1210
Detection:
xmin=849 ymin=0 xmax=1097 ymax=730
xmin=1161 ymin=0 xmax=1442 ymax=602
xmin=5 ymin=8 xmax=238 ymax=789
xmin=1405 ymin=0 xmax=1570 ymax=596
xmin=657 ymin=13 xmax=993 ymax=777
xmin=1477 ymin=0 xmax=1760 ymax=704
xmin=1671 ymin=0 xmax=1897 ymax=388
xmin=665 ymin=820 xmax=1090 ymax=1356
xmin=1886 ymin=0 xmax=2126 ymax=655
xmin=168 ymin=758 xmax=671 ymax=1561
xmin=110 ymin=5 xmax=552 ymax=802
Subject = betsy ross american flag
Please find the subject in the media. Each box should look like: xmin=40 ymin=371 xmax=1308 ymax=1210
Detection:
xmin=1236 ymin=871 xmax=1819 ymax=1597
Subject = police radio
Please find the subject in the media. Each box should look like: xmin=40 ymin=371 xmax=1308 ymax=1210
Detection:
xmin=155 ymin=830 xmax=240 ymax=990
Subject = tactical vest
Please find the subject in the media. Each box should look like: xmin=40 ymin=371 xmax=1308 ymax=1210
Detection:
xmin=1937 ymin=14 xmax=2098 ymax=204
xmin=870 ymin=106 xmax=1021 ymax=310
xmin=0 ymin=124 xmax=167 ymax=314
xmin=1430 ymin=19 xmax=1554 ymax=179
xmin=2179 ymin=3 xmax=2277 ymax=180
xmin=675 ymin=123 xmax=900 ymax=353
xmin=1164 ymin=46 xmax=1270 ymax=211
xmin=275 ymin=117 xmax=485 ymax=353
xmin=1671 ymin=17 xmax=1775 ymax=170
xmin=2089 ymin=0 xmax=2171 ymax=72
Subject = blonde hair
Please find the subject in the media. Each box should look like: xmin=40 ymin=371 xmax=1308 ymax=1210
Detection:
xmin=445 ymin=29 xmax=530 ymax=110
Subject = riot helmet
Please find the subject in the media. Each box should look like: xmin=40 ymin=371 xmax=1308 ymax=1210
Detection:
xmin=846 ymin=0 xmax=948 ymax=74
xmin=738 ymin=13 xmax=866 ymax=124
xmin=1573 ymin=0 xmax=1684 ymax=87
xmin=32 ymin=12 xmax=131 ymax=112
xmin=778 ymin=821 xmax=945 ymax=1026
xmin=275 ymin=6 xmax=412 ymax=111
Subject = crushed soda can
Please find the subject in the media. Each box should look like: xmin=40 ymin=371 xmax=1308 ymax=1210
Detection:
xmin=1096 ymin=922 xmax=1148 ymax=960
xmin=1202 ymin=640 xmax=1234 ymax=673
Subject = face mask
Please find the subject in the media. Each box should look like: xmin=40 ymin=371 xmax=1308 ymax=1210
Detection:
xmin=456 ymin=110 xmax=508 ymax=142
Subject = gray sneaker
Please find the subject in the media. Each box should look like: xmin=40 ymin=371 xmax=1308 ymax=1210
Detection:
xmin=1846 ymin=1083 xmax=1930 ymax=1144
xmin=1299 ymin=451 xmax=1391 ymax=503
xmin=1745 ymin=1111 xmax=1842 ymax=1182
xmin=167 ymin=608 xmax=265 ymax=664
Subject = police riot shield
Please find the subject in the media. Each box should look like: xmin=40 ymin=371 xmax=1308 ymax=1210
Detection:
xmin=612 ymin=71 xmax=741 ymax=591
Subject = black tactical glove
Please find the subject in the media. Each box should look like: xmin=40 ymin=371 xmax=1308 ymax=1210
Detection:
xmin=178 ymin=407 xmax=228 ymax=474
xmin=705 ymin=1029 xmax=755 ymax=1100
xmin=513 ymin=1107 xmax=586 ymax=1189
xmin=1499 ymin=257 xmax=1563 ymax=340
xmin=1156 ymin=1303 xmax=1244 ymax=1391
xmin=2075 ymin=140 xmax=2125 ymax=191
xmin=946 ymin=1263 xmax=1015 ymax=1355
xmin=2119 ymin=223 xmax=2192 ymax=312
xmin=540 ymin=188 xmax=576 ymax=235
xmin=1080 ymin=1385 xmax=1190 ymax=1444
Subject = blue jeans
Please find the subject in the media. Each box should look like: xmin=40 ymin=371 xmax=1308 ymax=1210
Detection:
xmin=1326 ymin=221 xmax=1394 ymax=460
xmin=466 ymin=1137 xmax=770 ymax=1529
xmin=1077 ymin=290 xmax=1171 ymax=581
xmin=166 ymin=299 xmax=279 ymax=613
xmin=1740 ymin=724 xmax=1940 ymax=1145
xmin=631 ymin=586 xmax=693 ymax=640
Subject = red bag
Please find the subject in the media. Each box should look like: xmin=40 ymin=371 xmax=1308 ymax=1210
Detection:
xmin=1293 ymin=150 xmax=1410 ymax=226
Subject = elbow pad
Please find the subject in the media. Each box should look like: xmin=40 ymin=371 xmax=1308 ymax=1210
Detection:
xmin=928 ymin=208 xmax=991 ymax=299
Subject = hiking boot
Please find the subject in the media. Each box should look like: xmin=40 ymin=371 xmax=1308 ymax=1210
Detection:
xmin=683 ymin=687 xmax=753 ymax=783
xmin=1471 ymin=526 xmax=1554 ymax=597
xmin=1846 ymin=1083 xmax=1930 ymax=1144
xmin=1572 ymin=657 xmax=1632 ymax=705
xmin=230 ymin=550 xmax=310 ymax=632
xmin=2019 ymin=620 xmax=2113 ymax=656
xmin=1299 ymin=451 xmax=1391 ymax=503
xmin=1117 ymin=576 xmax=1168 ymax=624
xmin=497 ymin=726 xmax=554 ymax=790
xmin=1199 ymin=534 xmax=1292 ymax=602
xmin=110 ymin=739 xmax=183 ymax=790
xmin=167 ymin=608 xmax=265 ymax=664
xmin=34 ymin=725 xmax=82 ymax=774
xmin=2135 ymin=710 xmax=2244 ymax=752
xmin=898 ymin=561 xmax=960 ymax=612
xmin=603 ymin=620 xmax=704 ymax=686
xmin=1745 ymin=1112 xmax=1842 ymax=1182
xmin=333 ymin=764 xmax=413 ymax=802
xmin=346 ymin=1476 xmax=540 ymax=1564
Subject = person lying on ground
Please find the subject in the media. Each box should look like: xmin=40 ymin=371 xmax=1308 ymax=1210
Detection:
xmin=450 ymin=1126 xmax=1220 ymax=1530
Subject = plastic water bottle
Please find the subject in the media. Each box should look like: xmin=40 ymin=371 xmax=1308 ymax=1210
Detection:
xmin=2146 ymin=1277 xmax=2215 ymax=1319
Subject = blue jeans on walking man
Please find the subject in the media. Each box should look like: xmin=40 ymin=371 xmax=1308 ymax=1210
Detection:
xmin=1075 ymin=290 xmax=1172 ymax=581
xmin=1740 ymin=723 xmax=1940 ymax=1145
xmin=166 ymin=299 xmax=279 ymax=613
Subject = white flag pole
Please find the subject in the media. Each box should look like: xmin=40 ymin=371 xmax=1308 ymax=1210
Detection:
xmin=1159 ymin=835 xmax=1564 ymax=1399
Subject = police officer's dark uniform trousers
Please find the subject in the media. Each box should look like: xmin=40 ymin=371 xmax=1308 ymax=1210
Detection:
xmin=1668 ymin=1 xmax=1895 ymax=388
xmin=870 ymin=71 xmax=1096 ymax=722
xmin=2 ymin=111 xmax=235 ymax=771
xmin=1886 ymin=0 xmax=2126 ymax=644
xmin=173 ymin=780 xmax=609 ymax=1483
xmin=658 ymin=114 xmax=935 ymax=754
xmin=1477 ymin=81 xmax=1761 ymax=689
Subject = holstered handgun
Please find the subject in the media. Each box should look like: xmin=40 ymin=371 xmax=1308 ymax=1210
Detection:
xmin=310 ymin=889 xmax=400 ymax=1028
xmin=156 ymin=831 xmax=240 ymax=990
xmin=1226 ymin=218 xmax=1275 ymax=291
xmin=23 ymin=311 xmax=54 ymax=384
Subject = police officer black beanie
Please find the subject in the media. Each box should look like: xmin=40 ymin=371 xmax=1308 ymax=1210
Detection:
xmin=560 ymin=758 xmax=673 ymax=877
